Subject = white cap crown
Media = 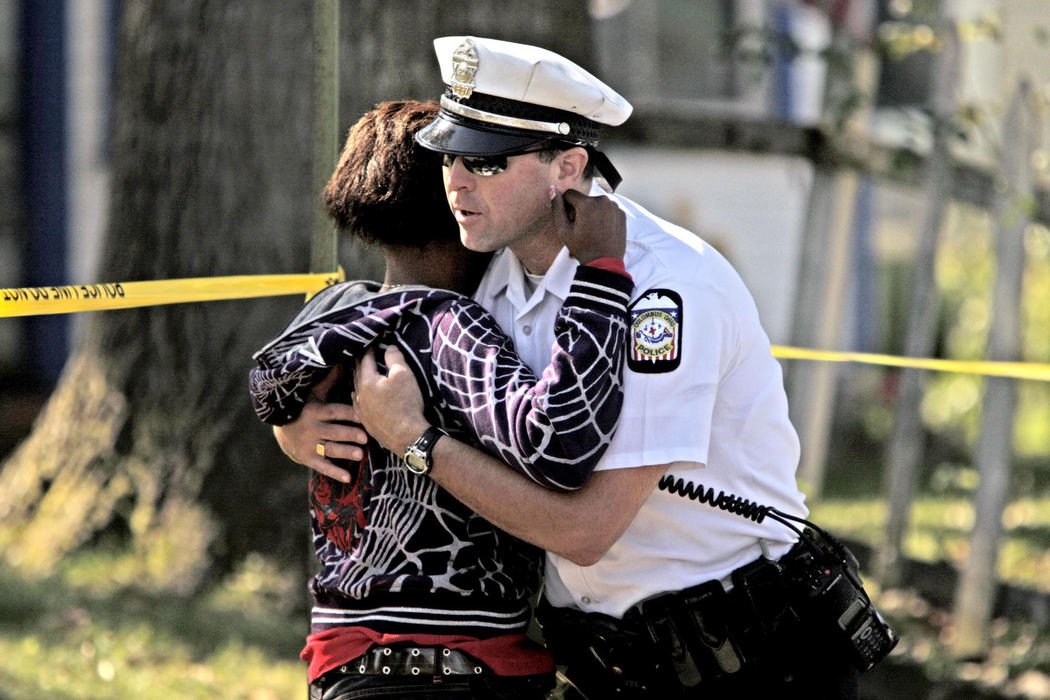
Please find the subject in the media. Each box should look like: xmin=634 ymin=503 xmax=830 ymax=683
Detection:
xmin=433 ymin=35 xmax=632 ymax=126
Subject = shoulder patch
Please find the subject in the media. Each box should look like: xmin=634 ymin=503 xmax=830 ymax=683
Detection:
xmin=628 ymin=289 xmax=683 ymax=373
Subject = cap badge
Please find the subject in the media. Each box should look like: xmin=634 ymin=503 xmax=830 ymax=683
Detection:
xmin=450 ymin=40 xmax=479 ymax=99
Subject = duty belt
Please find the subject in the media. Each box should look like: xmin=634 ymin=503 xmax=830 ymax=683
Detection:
xmin=537 ymin=545 xmax=807 ymax=694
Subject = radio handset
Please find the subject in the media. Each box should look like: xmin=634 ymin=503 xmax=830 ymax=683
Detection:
xmin=656 ymin=474 xmax=899 ymax=670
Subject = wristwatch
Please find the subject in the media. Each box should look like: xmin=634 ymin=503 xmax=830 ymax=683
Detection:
xmin=403 ymin=426 xmax=448 ymax=475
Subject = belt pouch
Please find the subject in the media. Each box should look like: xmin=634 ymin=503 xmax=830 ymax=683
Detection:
xmin=679 ymin=579 xmax=744 ymax=675
xmin=637 ymin=593 xmax=704 ymax=688
xmin=538 ymin=603 xmax=628 ymax=672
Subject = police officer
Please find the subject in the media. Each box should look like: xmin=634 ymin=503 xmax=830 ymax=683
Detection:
xmin=291 ymin=36 xmax=867 ymax=698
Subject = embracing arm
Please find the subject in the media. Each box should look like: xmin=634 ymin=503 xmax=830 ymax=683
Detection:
xmin=430 ymin=440 xmax=670 ymax=565
xmin=430 ymin=265 xmax=630 ymax=491
xmin=353 ymin=344 xmax=673 ymax=564
xmin=428 ymin=191 xmax=632 ymax=490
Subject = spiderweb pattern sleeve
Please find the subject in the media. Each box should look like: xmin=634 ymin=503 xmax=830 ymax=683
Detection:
xmin=249 ymin=286 xmax=460 ymax=425
xmin=431 ymin=266 xmax=633 ymax=491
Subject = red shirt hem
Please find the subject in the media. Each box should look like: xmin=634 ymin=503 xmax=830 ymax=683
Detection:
xmin=302 ymin=626 xmax=554 ymax=682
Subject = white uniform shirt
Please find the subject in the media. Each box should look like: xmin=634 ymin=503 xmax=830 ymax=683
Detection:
xmin=472 ymin=183 xmax=808 ymax=618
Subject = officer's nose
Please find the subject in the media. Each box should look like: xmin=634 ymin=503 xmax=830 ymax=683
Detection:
xmin=444 ymin=156 xmax=475 ymax=190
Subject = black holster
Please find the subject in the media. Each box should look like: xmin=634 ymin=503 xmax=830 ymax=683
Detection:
xmin=536 ymin=599 xmax=663 ymax=697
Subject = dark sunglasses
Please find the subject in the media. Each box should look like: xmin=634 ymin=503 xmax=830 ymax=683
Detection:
xmin=441 ymin=144 xmax=555 ymax=177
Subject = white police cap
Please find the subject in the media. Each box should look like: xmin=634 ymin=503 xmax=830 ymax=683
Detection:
xmin=416 ymin=36 xmax=633 ymax=189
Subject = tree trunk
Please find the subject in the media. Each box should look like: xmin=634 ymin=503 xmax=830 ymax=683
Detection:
xmin=0 ymin=0 xmax=593 ymax=592
xmin=0 ymin=0 xmax=317 ymax=591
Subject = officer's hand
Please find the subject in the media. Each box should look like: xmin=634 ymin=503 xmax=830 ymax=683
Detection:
xmin=353 ymin=346 xmax=430 ymax=458
xmin=551 ymin=188 xmax=627 ymax=263
xmin=272 ymin=366 xmax=366 ymax=483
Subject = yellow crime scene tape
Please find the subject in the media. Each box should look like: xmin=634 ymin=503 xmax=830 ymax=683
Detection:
xmin=771 ymin=345 xmax=1050 ymax=383
xmin=0 ymin=271 xmax=344 ymax=318
xmin=2 ymin=271 xmax=1048 ymax=382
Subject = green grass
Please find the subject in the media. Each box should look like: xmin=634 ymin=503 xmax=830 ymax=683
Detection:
xmin=0 ymin=553 xmax=307 ymax=699
xmin=807 ymin=459 xmax=1050 ymax=697
xmin=811 ymin=492 xmax=1050 ymax=596
xmin=4 ymin=444 xmax=1050 ymax=698
xmin=813 ymin=477 xmax=1050 ymax=576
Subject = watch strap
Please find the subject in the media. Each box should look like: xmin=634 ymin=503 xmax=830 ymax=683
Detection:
xmin=403 ymin=426 xmax=447 ymax=474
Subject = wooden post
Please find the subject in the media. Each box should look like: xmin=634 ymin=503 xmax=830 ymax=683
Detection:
xmin=951 ymin=80 xmax=1038 ymax=658
xmin=310 ymin=0 xmax=339 ymax=274
xmin=874 ymin=23 xmax=960 ymax=587
xmin=787 ymin=21 xmax=880 ymax=498
xmin=790 ymin=168 xmax=857 ymax=496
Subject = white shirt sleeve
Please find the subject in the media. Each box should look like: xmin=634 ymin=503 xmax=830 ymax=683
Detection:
xmin=595 ymin=274 xmax=729 ymax=471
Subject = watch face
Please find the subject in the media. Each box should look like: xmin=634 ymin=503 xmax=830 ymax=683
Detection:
xmin=404 ymin=448 xmax=429 ymax=475
xmin=403 ymin=426 xmax=444 ymax=475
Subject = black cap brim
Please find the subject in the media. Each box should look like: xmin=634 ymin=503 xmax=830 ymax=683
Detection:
xmin=416 ymin=112 xmax=549 ymax=157
xmin=417 ymin=108 xmax=624 ymax=191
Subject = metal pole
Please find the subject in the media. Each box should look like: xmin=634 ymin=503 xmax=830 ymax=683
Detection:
xmin=303 ymin=0 xmax=339 ymax=621
xmin=310 ymin=0 xmax=339 ymax=273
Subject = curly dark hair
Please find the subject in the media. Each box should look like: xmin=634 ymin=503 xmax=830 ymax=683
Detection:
xmin=323 ymin=101 xmax=457 ymax=249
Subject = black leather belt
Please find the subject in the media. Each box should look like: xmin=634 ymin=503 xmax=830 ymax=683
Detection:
xmin=331 ymin=645 xmax=487 ymax=677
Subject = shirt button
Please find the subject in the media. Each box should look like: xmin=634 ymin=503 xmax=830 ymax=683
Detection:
xmin=523 ymin=325 xmax=532 ymax=335
xmin=581 ymin=596 xmax=592 ymax=605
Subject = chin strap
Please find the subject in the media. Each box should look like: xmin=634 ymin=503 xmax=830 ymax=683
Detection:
xmin=588 ymin=148 xmax=623 ymax=191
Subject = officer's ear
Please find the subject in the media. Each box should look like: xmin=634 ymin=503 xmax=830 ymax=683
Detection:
xmin=552 ymin=146 xmax=589 ymax=187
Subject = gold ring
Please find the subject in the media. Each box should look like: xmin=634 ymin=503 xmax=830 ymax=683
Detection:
xmin=315 ymin=441 xmax=327 ymax=458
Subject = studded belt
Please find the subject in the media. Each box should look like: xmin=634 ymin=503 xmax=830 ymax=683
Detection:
xmin=334 ymin=645 xmax=487 ymax=677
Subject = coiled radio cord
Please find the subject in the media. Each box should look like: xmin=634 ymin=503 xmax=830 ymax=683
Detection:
xmin=656 ymin=474 xmax=833 ymax=547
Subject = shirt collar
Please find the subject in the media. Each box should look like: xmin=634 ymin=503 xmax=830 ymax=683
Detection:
xmin=486 ymin=244 xmax=577 ymax=313
xmin=542 ymin=246 xmax=577 ymax=299
xmin=483 ymin=248 xmax=516 ymax=298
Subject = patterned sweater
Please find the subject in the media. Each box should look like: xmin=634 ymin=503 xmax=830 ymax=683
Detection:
xmin=249 ymin=266 xmax=631 ymax=636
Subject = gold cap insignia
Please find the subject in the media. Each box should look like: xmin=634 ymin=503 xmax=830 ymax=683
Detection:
xmin=450 ymin=40 xmax=479 ymax=99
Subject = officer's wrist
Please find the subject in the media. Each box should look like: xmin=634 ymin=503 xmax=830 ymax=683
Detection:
xmin=396 ymin=417 xmax=432 ymax=456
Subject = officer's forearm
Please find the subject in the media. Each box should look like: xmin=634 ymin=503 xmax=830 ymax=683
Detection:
xmin=428 ymin=436 xmax=668 ymax=565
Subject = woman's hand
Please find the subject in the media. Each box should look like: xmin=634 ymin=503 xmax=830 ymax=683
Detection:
xmin=353 ymin=346 xmax=431 ymax=456
xmin=272 ymin=366 xmax=367 ymax=483
xmin=552 ymin=188 xmax=627 ymax=263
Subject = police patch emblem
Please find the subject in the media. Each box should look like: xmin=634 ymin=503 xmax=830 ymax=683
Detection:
xmin=628 ymin=289 xmax=682 ymax=373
